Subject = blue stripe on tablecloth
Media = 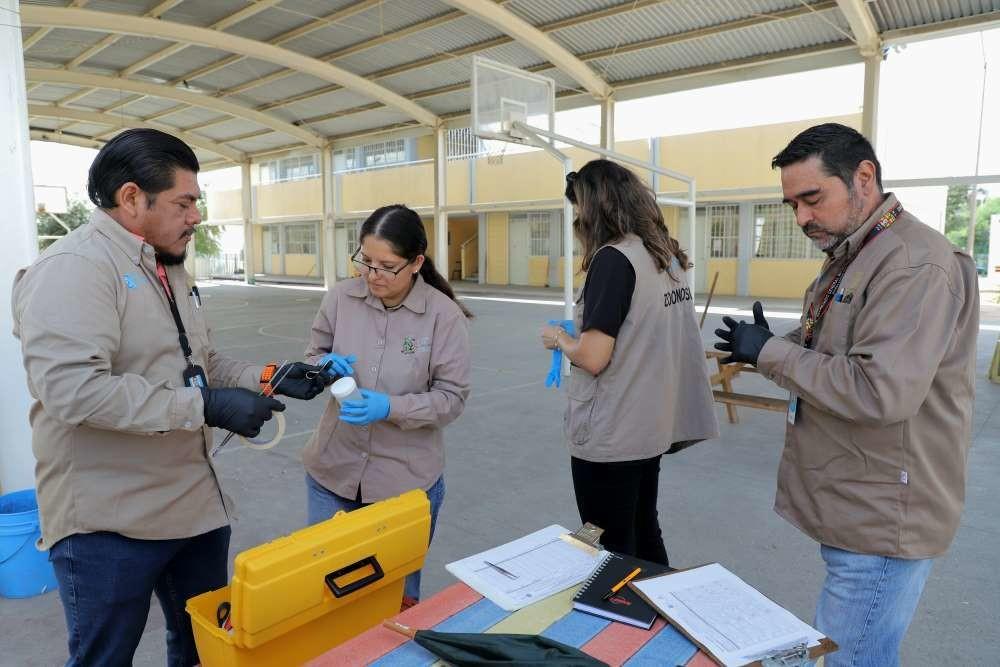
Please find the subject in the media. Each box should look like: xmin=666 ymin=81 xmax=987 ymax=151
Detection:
xmin=540 ymin=609 xmax=611 ymax=647
xmin=369 ymin=598 xmax=511 ymax=667
xmin=623 ymin=624 xmax=698 ymax=667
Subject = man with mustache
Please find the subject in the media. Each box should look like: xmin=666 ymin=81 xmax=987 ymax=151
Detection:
xmin=714 ymin=123 xmax=978 ymax=667
xmin=12 ymin=129 xmax=330 ymax=666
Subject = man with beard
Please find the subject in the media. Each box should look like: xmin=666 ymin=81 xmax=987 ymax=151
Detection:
xmin=714 ymin=123 xmax=978 ymax=667
xmin=12 ymin=129 xmax=331 ymax=666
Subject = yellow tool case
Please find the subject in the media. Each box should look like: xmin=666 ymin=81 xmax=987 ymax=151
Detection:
xmin=187 ymin=489 xmax=430 ymax=666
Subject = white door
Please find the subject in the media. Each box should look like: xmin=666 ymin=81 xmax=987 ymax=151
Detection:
xmin=508 ymin=214 xmax=530 ymax=285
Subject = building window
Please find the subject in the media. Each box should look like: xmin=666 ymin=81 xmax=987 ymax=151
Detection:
xmin=260 ymin=155 xmax=319 ymax=184
xmin=335 ymin=138 xmax=410 ymax=171
xmin=753 ymin=203 xmax=824 ymax=259
xmin=345 ymin=223 xmax=359 ymax=258
xmin=285 ymin=224 xmax=317 ymax=255
xmin=511 ymin=212 xmax=552 ymax=256
xmin=707 ymin=204 xmax=739 ymax=258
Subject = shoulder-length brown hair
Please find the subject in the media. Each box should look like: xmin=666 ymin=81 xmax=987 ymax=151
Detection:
xmin=566 ymin=159 xmax=689 ymax=275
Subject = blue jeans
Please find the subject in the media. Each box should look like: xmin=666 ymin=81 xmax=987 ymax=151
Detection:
xmin=306 ymin=474 xmax=444 ymax=601
xmin=815 ymin=544 xmax=934 ymax=667
xmin=48 ymin=526 xmax=231 ymax=667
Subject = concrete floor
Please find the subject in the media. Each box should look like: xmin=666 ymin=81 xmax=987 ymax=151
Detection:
xmin=2 ymin=281 xmax=998 ymax=666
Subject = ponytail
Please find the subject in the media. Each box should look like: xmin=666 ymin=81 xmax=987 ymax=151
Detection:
xmin=419 ymin=256 xmax=473 ymax=318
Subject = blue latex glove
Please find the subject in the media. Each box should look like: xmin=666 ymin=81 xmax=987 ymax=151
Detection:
xmin=340 ymin=389 xmax=391 ymax=426
xmin=319 ymin=352 xmax=356 ymax=377
xmin=544 ymin=320 xmax=576 ymax=389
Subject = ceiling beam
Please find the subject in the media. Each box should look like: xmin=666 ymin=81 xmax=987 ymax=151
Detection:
xmin=20 ymin=0 xmax=92 ymax=51
xmin=835 ymin=0 xmax=881 ymax=56
xmin=168 ymin=0 xmax=384 ymax=87
xmin=297 ymin=1 xmax=840 ymax=128
xmin=20 ymin=5 xmax=440 ymax=127
xmin=30 ymin=128 xmax=104 ymax=150
xmin=28 ymin=104 xmax=245 ymax=162
xmin=63 ymin=0 xmax=185 ymax=70
xmin=25 ymin=68 xmax=323 ymax=148
xmin=248 ymin=0 xmax=670 ymax=113
xmin=439 ymin=0 xmax=611 ymax=99
xmin=119 ymin=0 xmax=284 ymax=77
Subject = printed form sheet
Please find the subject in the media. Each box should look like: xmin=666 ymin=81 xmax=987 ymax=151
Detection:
xmin=632 ymin=563 xmax=825 ymax=667
xmin=446 ymin=525 xmax=606 ymax=611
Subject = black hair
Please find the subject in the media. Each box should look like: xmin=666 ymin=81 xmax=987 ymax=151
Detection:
xmin=359 ymin=205 xmax=473 ymax=318
xmin=771 ymin=123 xmax=882 ymax=191
xmin=87 ymin=128 xmax=200 ymax=209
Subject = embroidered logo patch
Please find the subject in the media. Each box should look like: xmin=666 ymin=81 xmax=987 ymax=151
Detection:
xmin=401 ymin=336 xmax=416 ymax=355
xmin=123 ymin=273 xmax=138 ymax=289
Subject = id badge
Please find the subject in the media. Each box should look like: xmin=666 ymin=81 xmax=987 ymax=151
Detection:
xmin=787 ymin=392 xmax=799 ymax=425
xmin=183 ymin=364 xmax=208 ymax=389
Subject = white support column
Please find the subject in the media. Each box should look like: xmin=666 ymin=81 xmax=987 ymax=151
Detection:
xmin=862 ymin=53 xmax=881 ymax=146
xmin=434 ymin=127 xmax=448 ymax=273
xmin=688 ymin=181 xmax=697 ymax=296
xmin=321 ymin=146 xmax=337 ymax=290
xmin=241 ymin=161 xmax=256 ymax=285
xmin=562 ymin=158 xmax=575 ymax=376
xmin=600 ymin=97 xmax=615 ymax=151
xmin=1 ymin=0 xmax=40 ymax=492
xmin=477 ymin=213 xmax=487 ymax=285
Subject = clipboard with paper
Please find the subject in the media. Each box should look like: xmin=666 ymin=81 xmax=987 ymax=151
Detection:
xmin=445 ymin=525 xmax=607 ymax=611
xmin=630 ymin=563 xmax=838 ymax=667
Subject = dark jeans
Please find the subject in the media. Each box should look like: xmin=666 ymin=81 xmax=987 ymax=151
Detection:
xmin=571 ymin=454 xmax=669 ymax=566
xmin=49 ymin=526 xmax=231 ymax=667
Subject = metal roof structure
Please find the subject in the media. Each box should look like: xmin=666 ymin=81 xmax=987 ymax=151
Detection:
xmin=19 ymin=0 xmax=1000 ymax=168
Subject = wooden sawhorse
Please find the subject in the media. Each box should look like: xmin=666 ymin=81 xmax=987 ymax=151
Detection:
xmin=706 ymin=350 xmax=787 ymax=424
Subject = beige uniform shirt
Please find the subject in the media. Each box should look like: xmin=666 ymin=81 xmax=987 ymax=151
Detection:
xmin=566 ymin=235 xmax=719 ymax=462
xmin=303 ymin=276 xmax=470 ymax=502
xmin=12 ymin=210 xmax=263 ymax=547
xmin=757 ymin=194 xmax=979 ymax=558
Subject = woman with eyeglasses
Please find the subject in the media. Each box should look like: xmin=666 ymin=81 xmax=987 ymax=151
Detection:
xmin=540 ymin=159 xmax=718 ymax=566
xmin=303 ymin=204 xmax=472 ymax=609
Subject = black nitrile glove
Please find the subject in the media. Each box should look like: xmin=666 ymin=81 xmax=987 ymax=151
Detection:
xmin=714 ymin=301 xmax=773 ymax=365
xmin=200 ymin=387 xmax=286 ymax=437
xmin=271 ymin=362 xmax=337 ymax=400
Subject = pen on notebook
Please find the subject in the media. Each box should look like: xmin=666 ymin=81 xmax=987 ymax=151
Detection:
xmin=602 ymin=567 xmax=642 ymax=600
xmin=483 ymin=560 xmax=518 ymax=580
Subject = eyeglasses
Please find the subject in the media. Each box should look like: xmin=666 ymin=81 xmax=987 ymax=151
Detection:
xmin=351 ymin=248 xmax=412 ymax=279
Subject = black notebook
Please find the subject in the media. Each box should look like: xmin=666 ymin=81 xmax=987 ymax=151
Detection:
xmin=572 ymin=552 xmax=671 ymax=629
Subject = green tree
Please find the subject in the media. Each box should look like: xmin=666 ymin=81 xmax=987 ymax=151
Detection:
xmin=36 ymin=199 xmax=92 ymax=250
xmin=944 ymin=184 xmax=993 ymax=259
xmin=194 ymin=196 xmax=223 ymax=257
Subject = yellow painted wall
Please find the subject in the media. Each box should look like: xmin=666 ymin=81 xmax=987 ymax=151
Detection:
xmin=749 ymin=260 xmax=823 ymax=299
xmin=705 ymin=259 xmax=739 ymax=296
xmin=658 ymin=114 xmax=862 ymax=193
xmin=557 ymin=257 xmax=585 ymax=289
xmin=415 ymin=135 xmax=436 ymax=160
xmin=486 ymin=212 xmax=508 ymax=285
xmin=253 ymin=225 xmax=264 ymax=271
xmin=207 ymin=188 xmax=242 ymax=221
xmin=284 ymin=254 xmax=319 ymax=277
xmin=528 ymin=256 xmax=549 ymax=287
xmin=342 ymin=163 xmax=434 ymax=211
xmin=257 ymin=179 xmax=322 ymax=219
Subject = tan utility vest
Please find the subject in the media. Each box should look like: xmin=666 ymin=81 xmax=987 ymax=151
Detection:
xmin=565 ymin=235 xmax=719 ymax=462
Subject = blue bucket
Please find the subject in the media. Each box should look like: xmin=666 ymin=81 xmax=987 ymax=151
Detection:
xmin=0 ymin=489 xmax=58 ymax=598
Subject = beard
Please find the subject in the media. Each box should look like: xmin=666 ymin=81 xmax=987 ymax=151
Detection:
xmin=803 ymin=186 xmax=867 ymax=254
xmin=156 ymin=249 xmax=187 ymax=265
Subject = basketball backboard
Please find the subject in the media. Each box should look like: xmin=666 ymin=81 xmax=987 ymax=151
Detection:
xmin=472 ymin=57 xmax=555 ymax=144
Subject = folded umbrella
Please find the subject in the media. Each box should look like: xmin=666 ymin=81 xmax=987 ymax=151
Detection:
xmin=383 ymin=621 xmax=609 ymax=666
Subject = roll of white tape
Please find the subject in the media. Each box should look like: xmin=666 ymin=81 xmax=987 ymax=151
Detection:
xmin=238 ymin=411 xmax=287 ymax=451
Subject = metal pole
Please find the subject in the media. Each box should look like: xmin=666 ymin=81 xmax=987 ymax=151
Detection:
xmin=688 ymin=180 xmax=697 ymax=295
xmin=563 ymin=157 xmax=574 ymax=371
xmin=1 ymin=0 xmax=41 ymax=492
xmin=321 ymin=146 xmax=337 ymax=289
xmin=967 ymin=38 xmax=988 ymax=257
xmin=434 ymin=127 xmax=449 ymax=274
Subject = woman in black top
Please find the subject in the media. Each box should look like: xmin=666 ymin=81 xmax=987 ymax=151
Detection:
xmin=540 ymin=158 xmax=715 ymax=565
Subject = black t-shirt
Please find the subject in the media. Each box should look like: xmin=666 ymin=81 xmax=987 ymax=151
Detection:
xmin=581 ymin=246 xmax=636 ymax=338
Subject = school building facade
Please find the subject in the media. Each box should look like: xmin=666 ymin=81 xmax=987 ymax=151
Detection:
xmin=204 ymin=113 xmax=861 ymax=298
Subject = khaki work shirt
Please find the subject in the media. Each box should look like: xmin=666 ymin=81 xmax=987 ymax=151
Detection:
xmin=303 ymin=275 xmax=470 ymax=502
xmin=757 ymin=194 xmax=979 ymax=558
xmin=566 ymin=235 xmax=719 ymax=462
xmin=12 ymin=210 xmax=263 ymax=548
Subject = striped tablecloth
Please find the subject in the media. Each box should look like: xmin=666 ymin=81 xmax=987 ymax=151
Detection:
xmin=310 ymin=582 xmax=717 ymax=666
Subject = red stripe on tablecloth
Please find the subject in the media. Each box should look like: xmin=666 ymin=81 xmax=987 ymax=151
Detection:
xmin=308 ymin=583 xmax=482 ymax=666
xmin=686 ymin=651 xmax=718 ymax=666
xmin=580 ymin=618 xmax=668 ymax=667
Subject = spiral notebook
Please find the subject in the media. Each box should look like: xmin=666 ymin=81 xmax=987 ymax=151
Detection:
xmin=572 ymin=552 xmax=671 ymax=629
